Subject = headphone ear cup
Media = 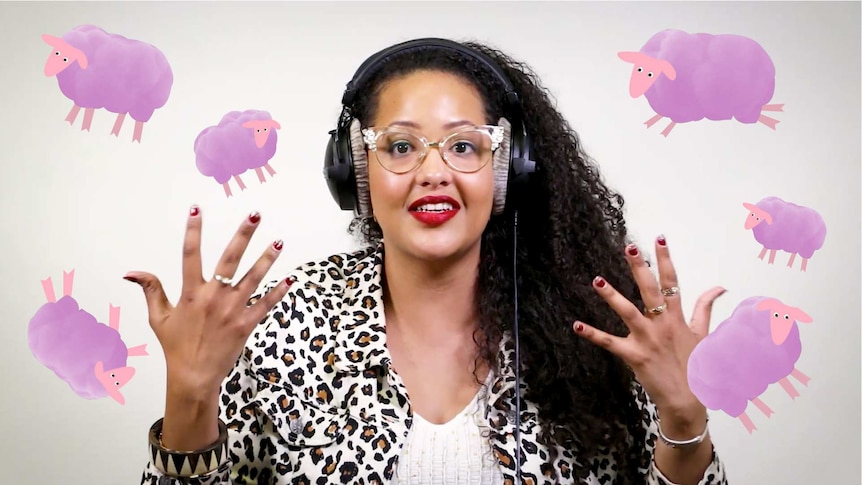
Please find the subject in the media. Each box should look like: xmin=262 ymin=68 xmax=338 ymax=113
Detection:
xmin=492 ymin=117 xmax=512 ymax=216
xmin=323 ymin=125 xmax=357 ymax=212
xmin=348 ymin=119 xmax=372 ymax=217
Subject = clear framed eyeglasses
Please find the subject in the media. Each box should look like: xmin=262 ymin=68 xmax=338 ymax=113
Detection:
xmin=362 ymin=124 xmax=504 ymax=174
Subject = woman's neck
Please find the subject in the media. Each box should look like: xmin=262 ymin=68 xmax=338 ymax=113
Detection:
xmin=381 ymin=242 xmax=482 ymax=343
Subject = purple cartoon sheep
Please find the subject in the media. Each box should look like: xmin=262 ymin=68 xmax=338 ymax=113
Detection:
xmin=194 ymin=110 xmax=281 ymax=197
xmin=618 ymin=29 xmax=784 ymax=137
xmin=41 ymin=25 xmax=173 ymax=143
xmin=687 ymin=296 xmax=813 ymax=433
xmin=743 ymin=196 xmax=827 ymax=272
xmin=28 ymin=270 xmax=148 ymax=405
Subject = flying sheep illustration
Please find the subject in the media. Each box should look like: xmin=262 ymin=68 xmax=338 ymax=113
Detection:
xmin=687 ymin=296 xmax=813 ymax=433
xmin=28 ymin=270 xmax=148 ymax=405
xmin=743 ymin=196 xmax=827 ymax=272
xmin=194 ymin=110 xmax=281 ymax=197
xmin=618 ymin=29 xmax=783 ymax=137
xmin=41 ymin=24 xmax=173 ymax=143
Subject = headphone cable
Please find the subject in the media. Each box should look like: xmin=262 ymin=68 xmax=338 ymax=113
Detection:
xmin=513 ymin=209 xmax=522 ymax=483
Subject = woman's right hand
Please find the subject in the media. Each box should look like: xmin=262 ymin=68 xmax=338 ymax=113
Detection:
xmin=124 ymin=206 xmax=293 ymax=449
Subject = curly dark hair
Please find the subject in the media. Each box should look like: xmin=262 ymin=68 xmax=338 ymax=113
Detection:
xmin=344 ymin=38 xmax=650 ymax=481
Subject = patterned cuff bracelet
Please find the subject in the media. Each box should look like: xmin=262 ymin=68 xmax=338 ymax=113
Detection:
xmin=657 ymin=416 xmax=710 ymax=449
xmin=148 ymin=418 xmax=230 ymax=478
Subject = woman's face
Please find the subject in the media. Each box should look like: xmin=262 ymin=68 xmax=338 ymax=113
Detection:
xmin=367 ymin=69 xmax=495 ymax=264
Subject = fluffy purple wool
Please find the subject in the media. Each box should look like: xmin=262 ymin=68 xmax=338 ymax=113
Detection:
xmin=28 ymin=296 xmax=128 ymax=399
xmin=752 ymin=196 xmax=827 ymax=258
xmin=639 ymin=29 xmax=775 ymax=123
xmin=54 ymin=24 xmax=173 ymax=122
xmin=687 ymin=296 xmax=802 ymax=417
xmin=193 ymin=110 xmax=279 ymax=183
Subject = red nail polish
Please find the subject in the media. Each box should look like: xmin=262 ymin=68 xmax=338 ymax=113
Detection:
xmin=575 ymin=322 xmax=584 ymax=332
xmin=627 ymin=245 xmax=639 ymax=257
xmin=189 ymin=205 xmax=200 ymax=217
xmin=284 ymin=276 xmax=296 ymax=287
xmin=123 ymin=275 xmax=138 ymax=283
xmin=249 ymin=211 xmax=261 ymax=224
xmin=657 ymin=235 xmax=666 ymax=246
xmin=273 ymin=240 xmax=283 ymax=251
xmin=594 ymin=276 xmax=606 ymax=288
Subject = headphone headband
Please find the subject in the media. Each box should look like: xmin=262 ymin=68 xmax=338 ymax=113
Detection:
xmin=340 ymin=38 xmax=522 ymax=113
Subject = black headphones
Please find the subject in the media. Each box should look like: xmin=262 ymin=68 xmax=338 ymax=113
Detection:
xmin=323 ymin=37 xmax=538 ymax=215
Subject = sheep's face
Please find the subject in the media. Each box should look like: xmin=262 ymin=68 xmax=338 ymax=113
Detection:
xmin=41 ymin=34 xmax=88 ymax=76
xmin=755 ymin=298 xmax=814 ymax=345
xmin=365 ymin=69 xmax=495 ymax=265
xmin=95 ymin=360 xmax=135 ymax=405
xmin=743 ymin=202 xmax=772 ymax=229
xmin=617 ymin=51 xmax=676 ymax=97
xmin=242 ymin=119 xmax=281 ymax=148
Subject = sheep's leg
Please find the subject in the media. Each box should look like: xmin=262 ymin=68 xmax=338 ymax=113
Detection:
xmin=264 ymin=163 xmax=276 ymax=177
xmin=132 ymin=121 xmax=144 ymax=143
xmin=758 ymin=246 xmax=768 ymax=260
xmin=65 ymin=104 xmax=81 ymax=125
xmin=778 ymin=377 xmax=800 ymax=399
xmin=801 ymin=258 xmax=809 ymax=272
xmin=108 ymin=304 xmax=121 ymax=330
xmin=767 ymin=249 xmax=777 ymax=264
xmin=644 ymin=114 xmax=663 ymax=128
xmin=222 ymin=182 xmax=233 ymax=198
xmin=660 ymin=121 xmax=677 ymax=137
xmin=255 ymin=167 xmax=266 ymax=183
xmin=41 ymin=277 xmax=56 ymax=303
xmin=126 ymin=344 xmax=149 ymax=357
xmin=751 ymin=397 xmax=774 ymax=417
xmin=786 ymin=253 xmax=797 ymax=268
xmin=762 ymin=104 xmax=784 ymax=112
xmin=233 ymin=174 xmax=247 ymax=191
xmin=757 ymin=114 xmax=780 ymax=130
xmin=111 ymin=113 xmax=126 ymax=137
xmin=62 ymin=269 xmax=75 ymax=296
xmin=738 ymin=412 xmax=757 ymax=434
xmin=790 ymin=368 xmax=811 ymax=386
xmin=82 ymin=108 xmax=95 ymax=132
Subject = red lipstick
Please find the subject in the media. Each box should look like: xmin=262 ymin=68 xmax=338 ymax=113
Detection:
xmin=408 ymin=195 xmax=460 ymax=226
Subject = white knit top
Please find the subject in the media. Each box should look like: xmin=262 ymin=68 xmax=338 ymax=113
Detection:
xmin=392 ymin=373 xmax=504 ymax=484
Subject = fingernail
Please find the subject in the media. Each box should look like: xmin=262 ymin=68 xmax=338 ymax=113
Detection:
xmin=574 ymin=322 xmax=585 ymax=332
xmin=284 ymin=276 xmax=296 ymax=287
xmin=593 ymin=276 xmax=606 ymax=288
xmin=189 ymin=205 xmax=200 ymax=217
xmin=123 ymin=275 xmax=139 ymax=284
xmin=627 ymin=244 xmax=639 ymax=257
xmin=657 ymin=235 xmax=666 ymax=246
xmin=249 ymin=211 xmax=261 ymax=224
xmin=273 ymin=239 xmax=284 ymax=251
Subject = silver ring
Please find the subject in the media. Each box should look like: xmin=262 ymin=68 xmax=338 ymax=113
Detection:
xmin=661 ymin=286 xmax=680 ymax=297
xmin=213 ymin=274 xmax=234 ymax=286
xmin=644 ymin=302 xmax=667 ymax=316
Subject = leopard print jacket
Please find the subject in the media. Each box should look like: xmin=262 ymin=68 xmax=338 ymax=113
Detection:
xmin=141 ymin=244 xmax=728 ymax=484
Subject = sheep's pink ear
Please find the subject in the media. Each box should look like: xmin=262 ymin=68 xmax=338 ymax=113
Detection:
xmin=791 ymin=307 xmax=813 ymax=323
xmin=659 ymin=59 xmax=676 ymax=80
xmin=756 ymin=298 xmax=778 ymax=311
xmin=271 ymin=120 xmax=281 ymax=130
xmin=617 ymin=51 xmax=642 ymax=63
xmin=41 ymin=34 xmax=63 ymax=46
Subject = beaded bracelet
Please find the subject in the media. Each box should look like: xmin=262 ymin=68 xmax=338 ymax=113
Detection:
xmin=657 ymin=416 xmax=710 ymax=449
xmin=148 ymin=418 xmax=230 ymax=477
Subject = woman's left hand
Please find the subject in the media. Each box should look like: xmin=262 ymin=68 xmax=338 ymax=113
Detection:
xmin=573 ymin=234 xmax=726 ymax=434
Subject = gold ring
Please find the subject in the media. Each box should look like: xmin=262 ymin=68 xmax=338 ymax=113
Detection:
xmin=644 ymin=302 xmax=667 ymax=316
xmin=661 ymin=286 xmax=679 ymax=297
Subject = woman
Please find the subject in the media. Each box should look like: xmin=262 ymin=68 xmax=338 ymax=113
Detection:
xmin=136 ymin=37 xmax=728 ymax=484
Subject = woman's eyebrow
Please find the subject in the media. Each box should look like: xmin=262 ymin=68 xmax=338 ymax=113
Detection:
xmin=388 ymin=119 xmax=476 ymax=130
